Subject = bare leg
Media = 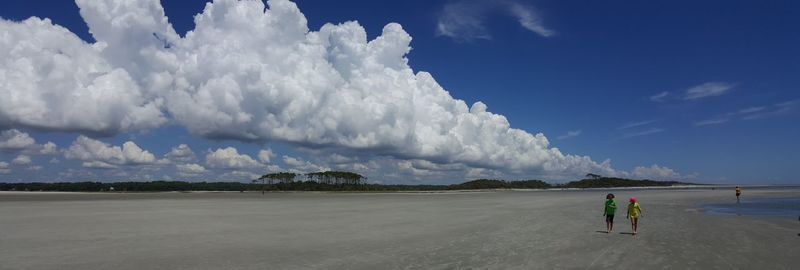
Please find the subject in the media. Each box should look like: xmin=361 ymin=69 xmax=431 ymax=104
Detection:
xmin=632 ymin=218 xmax=638 ymax=234
xmin=630 ymin=218 xmax=635 ymax=234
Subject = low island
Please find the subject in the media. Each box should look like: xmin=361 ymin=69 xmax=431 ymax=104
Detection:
xmin=0 ymin=171 xmax=697 ymax=192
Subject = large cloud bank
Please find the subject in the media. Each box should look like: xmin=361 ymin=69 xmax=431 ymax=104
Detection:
xmin=0 ymin=0 xmax=679 ymax=180
xmin=0 ymin=17 xmax=165 ymax=134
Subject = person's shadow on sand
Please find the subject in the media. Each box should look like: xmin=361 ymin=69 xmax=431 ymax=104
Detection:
xmin=592 ymin=231 xmax=638 ymax=236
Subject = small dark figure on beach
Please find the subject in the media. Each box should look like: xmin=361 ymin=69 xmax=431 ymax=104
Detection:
xmin=627 ymin=197 xmax=643 ymax=235
xmin=603 ymin=193 xmax=617 ymax=233
xmin=735 ymin=186 xmax=742 ymax=202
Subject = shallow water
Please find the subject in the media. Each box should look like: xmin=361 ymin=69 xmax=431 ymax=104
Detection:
xmin=703 ymin=197 xmax=800 ymax=219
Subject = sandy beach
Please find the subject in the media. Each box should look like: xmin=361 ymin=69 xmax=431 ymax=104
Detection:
xmin=1 ymin=188 xmax=797 ymax=270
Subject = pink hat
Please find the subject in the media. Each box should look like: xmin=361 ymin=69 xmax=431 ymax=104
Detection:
xmin=629 ymin=197 xmax=637 ymax=203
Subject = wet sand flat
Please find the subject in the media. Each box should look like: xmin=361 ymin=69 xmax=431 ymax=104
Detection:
xmin=1 ymin=188 xmax=798 ymax=269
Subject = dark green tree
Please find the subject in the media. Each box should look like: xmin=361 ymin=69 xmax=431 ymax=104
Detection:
xmin=306 ymin=171 xmax=365 ymax=185
xmin=256 ymin=172 xmax=298 ymax=194
xmin=586 ymin=173 xmax=602 ymax=179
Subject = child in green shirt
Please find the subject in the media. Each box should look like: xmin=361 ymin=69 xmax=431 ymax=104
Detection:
xmin=603 ymin=193 xmax=617 ymax=233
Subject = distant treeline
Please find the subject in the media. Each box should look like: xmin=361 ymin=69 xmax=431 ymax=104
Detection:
xmin=560 ymin=177 xmax=686 ymax=188
xmin=448 ymin=179 xmax=551 ymax=190
xmin=445 ymin=177 xmax=688 ymax=190
xmin=0 ymin=181 xmax=447 ymax=192
xmin=0 ymin=177 xmax=691 ymax=192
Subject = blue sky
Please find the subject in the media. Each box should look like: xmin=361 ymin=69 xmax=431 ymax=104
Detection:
xmin=0 ymin=0 xmax=798 ymax=184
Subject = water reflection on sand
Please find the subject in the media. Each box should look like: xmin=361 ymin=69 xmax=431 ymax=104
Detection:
xmin=703 ymin=197 xmax=800 ymax=218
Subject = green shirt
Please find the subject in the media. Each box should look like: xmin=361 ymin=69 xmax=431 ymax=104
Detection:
xmin=604 ymin=199 xmax=617 ymax=215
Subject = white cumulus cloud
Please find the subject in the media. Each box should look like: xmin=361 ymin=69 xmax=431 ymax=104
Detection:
xmin=177 ymin=163 xmax=207 ymax=176
xmin=64 ymin=136 xmax=162 ymax=168
xmin=0 ymin=17 xmax=166 ymax=135
xmin=81 ymin=161 xmax=118 ymax=169
xmin=164 ymin=144 xmax=196 ymax=163
xmin=205 ymin=147 xmax=260 ymax=169
xmin=0 ymin=161 xmax=10 ymax=174
xmin=39 ymin=142 xmax=59 ymax=155
xmin=282 ymin=155 xmax=330 ymax=173
xmin=12 ymin=155 xmax=32 ymax=166
xmin=0 ymin=129 xmax=58 ymax=155
xmin=0 ymin=129 xmax=36 ymax=150
xmin=258 ymin=149 xmax=275 ymax=163
xmin=629 ymin=164 xmax=682 ymax=181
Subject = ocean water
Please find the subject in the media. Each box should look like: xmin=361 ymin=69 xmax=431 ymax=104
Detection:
xmin=704 ymin=197 xmax=800 ymax=219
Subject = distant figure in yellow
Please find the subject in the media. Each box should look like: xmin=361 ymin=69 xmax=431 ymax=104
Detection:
xmin=626 ymin=197 xmax=643 ymax=235
xmin=735 ymin=186 xmax=742 ymax=202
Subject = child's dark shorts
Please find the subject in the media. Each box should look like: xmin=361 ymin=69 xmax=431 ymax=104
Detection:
xmin=605 ymin=215 xmax=614 ymax=222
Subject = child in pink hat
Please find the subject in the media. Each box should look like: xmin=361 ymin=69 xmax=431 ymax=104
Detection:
xmin=627 ymin=197 xmax=643 ymax=234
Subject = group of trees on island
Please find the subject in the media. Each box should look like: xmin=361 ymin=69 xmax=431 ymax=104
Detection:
xmin=257 ymin=172 xmax=299 ymax=185
xmin=585 ymin=173 xmax=603 ymax=180
xmin=0 ymin=171 xmax=692 ymax=192
xmin=564 ymin=176 xmax=685 ymax=189
xmin=440 ymin=174 xmax=686 ymax=190
xmin=252 ymin=171 xmax=366 ymax=193
xmin=305 ymin=171 xmax=366 ymax=185
xmin=255 ymin=171 xmax=365 ymax=185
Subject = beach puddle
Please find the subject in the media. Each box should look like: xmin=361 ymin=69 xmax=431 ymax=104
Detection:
xmin=703 ymin=197 xmax=800 ymax=219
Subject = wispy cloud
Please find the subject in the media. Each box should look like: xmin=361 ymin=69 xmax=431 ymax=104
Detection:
xmin=740 ymin=114 xmax=763 ymax=120
xmin=684 ymin=82 xmax=736 ymax=100
xmin=738 ymin=105 xmax=768 ymax=120
xmin=649 ymin=91 xmax=669 ymax=102
xmin=507 ymin=2 xmax=555 ymax=37
xmin=557 ymin=130 xmax=581 ymax=140
xmin=694 ymin=118 xmax=729 ymax=126
xmin=741 ymin=99 xmax=799 ymax=120
xmin=436 ymin=0 xmax=554 ymax=42
xmin=436 ymin=1 xmax=491 ymax=41
xmin=775 ymin=99 xmax=799 ymax=113
xmin=695 ymin=99 xmax=798 ymax=125
xmin=738 ymin=106 xmax=765 ymax=114
xmin=618 ymin=120 xmax=656 ymax=130
xmin=622 ymin=128 xmax=664 ymax=138
xmin=776 ymin=99 xmax=799 ymax=106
